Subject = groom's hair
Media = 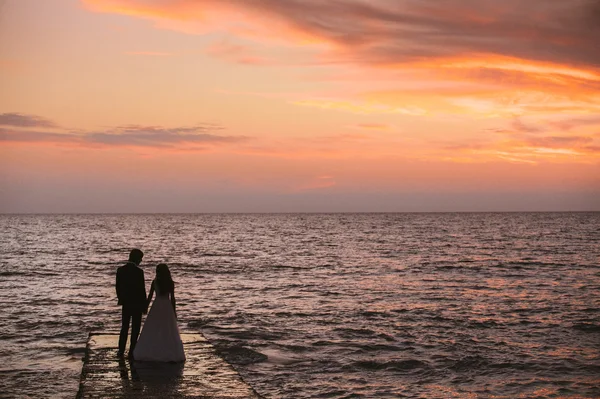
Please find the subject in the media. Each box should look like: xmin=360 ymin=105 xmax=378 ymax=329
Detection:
xmin=129 ymin=248 xmax=144 ymax=264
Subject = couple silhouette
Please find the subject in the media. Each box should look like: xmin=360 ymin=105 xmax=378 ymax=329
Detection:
xmin=115 ymin=249 xmax=185 ymax=362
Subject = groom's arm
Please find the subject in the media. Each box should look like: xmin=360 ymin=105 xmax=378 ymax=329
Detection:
xmin=115 ymin=268 xmax=122 ymax=305
xmin=140 ymin=270 xmax=148 ymax=314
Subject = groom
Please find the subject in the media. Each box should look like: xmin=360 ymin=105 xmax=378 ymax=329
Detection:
xmin=116 ymin=248 xmax=147 ymax=358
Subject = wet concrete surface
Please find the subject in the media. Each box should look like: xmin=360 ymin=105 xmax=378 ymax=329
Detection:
xmin=77 ymin=333 xmax=263 ymax=398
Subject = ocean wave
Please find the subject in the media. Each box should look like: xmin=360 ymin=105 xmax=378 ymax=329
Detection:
xmin=333 ymin=327 xmax=378 ymax=338
xmin=215 ymin=345 xmax=268 ymax=365
xmin=356 ymin=310 xmax=391 ymax=318
xmin=573 ymin=323 xmax=600 ymax=333
xmin=447 ymin=355 xmax=490 ymax=372
xmin=0 ymin=271 xmax=28 ymax=277
xmin=350 ymin=343 xmax=406 ymax=353
xmin=210 ymin=326 xmax=283 ymax=341
xmin=186 ymin=318 xmax=212 ymax=329
xmin=466 ymin=320 xmax=501 ymax=329
xmin=345 ymin=359 xmax=428 ymax=372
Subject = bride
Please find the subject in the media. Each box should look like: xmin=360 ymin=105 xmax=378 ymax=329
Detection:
xmin=133 ymin=263 xmax=186 ymax=362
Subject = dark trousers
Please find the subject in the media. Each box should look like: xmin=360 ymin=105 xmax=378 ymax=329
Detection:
xmin=118 ymin=305 xmax=142 ymax=354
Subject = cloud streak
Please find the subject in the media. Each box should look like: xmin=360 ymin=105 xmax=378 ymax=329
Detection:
xmin=438 ymin=115 xmax=600 ymax=164
xmin=0 ymin=118 xmax=249 ymax=149
xmin=85 ymin=124 xmax=245 ymax=148
xmin=0 ymin=113 xmax=58 ymax=128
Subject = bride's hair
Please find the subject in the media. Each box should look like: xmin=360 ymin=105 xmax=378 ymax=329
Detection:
xmin=155 ymin=263 xmax=174 ymax=293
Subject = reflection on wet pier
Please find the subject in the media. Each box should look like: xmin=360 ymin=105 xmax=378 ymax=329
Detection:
xmin=77 ymin=333 xmax=262 ymax=398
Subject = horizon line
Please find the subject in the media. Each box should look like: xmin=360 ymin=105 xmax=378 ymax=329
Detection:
xmin=1 ymin=210 xmax=599 ymax=215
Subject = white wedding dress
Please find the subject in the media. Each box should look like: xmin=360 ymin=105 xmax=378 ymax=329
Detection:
xmin=133 ymin=281 xmax=185 ymax=362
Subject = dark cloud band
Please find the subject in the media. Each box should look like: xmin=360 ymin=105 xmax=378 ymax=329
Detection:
xmin=0 ymin=113 xmax=57 ymax=128
xmin=0 ymin=118 xmax=248 ymax=148
xmin=85 ymin=0 xmax=600 ymax=69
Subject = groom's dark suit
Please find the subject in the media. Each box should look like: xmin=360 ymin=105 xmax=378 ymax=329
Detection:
xmin=116 ymin=261 xmax=147 ymax=356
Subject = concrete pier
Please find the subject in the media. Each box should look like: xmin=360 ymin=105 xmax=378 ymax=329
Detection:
xmin=77 ymin=333 xmax=262 ymax=399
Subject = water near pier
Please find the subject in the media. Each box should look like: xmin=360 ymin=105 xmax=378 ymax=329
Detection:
xmin=77 ymin=333 xmax=261 ymax=398
xmin=1 ymin=213 xmax=599 ymax=398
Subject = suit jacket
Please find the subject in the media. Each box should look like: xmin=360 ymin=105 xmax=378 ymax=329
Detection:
xmin=116 ymin=262 xmax=147 ymax=311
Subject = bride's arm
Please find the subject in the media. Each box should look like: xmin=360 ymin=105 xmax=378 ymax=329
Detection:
xmin=145 ymin=281 xmax=155 ymax=313
xmin=171 ymin=288 xmax=177 ymax=319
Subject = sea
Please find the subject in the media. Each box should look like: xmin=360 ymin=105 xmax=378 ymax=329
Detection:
xmin=0 ymin=213 xmax=599 ymax=398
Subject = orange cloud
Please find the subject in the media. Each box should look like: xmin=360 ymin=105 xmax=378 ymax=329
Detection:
xmin=436 ymin=114 xmax=600 ymax=164
xmin=291 ymin=98 xmax=428 ymax=115
xmin=81 ymin=0 xmax=326 ymax=45
xmin=293 ymin=66 xmax=600 ymax=117
xmin=82 ymin=0 xmax=600 ymax=68
xmin=81 ymin=0 xmax=600 ymax=122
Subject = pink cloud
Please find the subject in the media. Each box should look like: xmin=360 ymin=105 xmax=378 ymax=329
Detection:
xmin=206 ymin=40 xmax=271 ymax=65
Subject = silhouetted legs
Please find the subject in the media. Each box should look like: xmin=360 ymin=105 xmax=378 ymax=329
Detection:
xmin=130 ymin=311 xmax=142 ymax=354
xmin=119 ymin=306 xmax=142 ymax=357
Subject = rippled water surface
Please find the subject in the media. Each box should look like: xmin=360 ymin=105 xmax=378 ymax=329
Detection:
xmin=1 ymin=213 xmax=599 ymax=398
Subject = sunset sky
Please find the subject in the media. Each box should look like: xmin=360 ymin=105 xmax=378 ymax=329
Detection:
xmin=1 ymin=0 xmax=599 ymax=212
